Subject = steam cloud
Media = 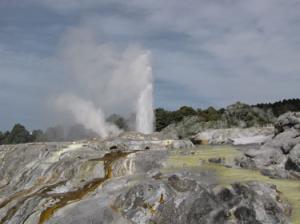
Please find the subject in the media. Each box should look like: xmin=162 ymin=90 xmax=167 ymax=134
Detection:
xmin=55 ymin=28 xmax=154 ymax=137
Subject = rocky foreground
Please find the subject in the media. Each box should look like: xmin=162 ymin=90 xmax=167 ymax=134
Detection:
xmin=236 ymin=112 xmax=300 ymax=179
xmin=1 ymin=114 xmax=300 ymax=224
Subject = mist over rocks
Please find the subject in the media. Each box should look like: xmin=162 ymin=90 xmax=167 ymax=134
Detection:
xmin=56 ymin=94 xmax=121 ymax=138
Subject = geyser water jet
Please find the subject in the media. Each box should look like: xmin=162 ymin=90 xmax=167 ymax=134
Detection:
xmin=136 ymin=83 xmax=154 ymax=134
xmin=134 ymin=52 xmax=154 ymax=134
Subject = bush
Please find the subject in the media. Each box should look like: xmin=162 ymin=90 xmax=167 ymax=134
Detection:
xmin=6 ymin=124 xmax=31 ymax=144
xmin=155 ymin=108 xmax=173 ymax=131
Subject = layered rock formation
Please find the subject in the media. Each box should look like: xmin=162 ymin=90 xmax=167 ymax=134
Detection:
xmin=0 ymin=131 xmax=294 ymax=223
xmin=235 ymin=112 xmax=300 ymax=179
xmin=0 ymin=134 xmax=193 ymax=224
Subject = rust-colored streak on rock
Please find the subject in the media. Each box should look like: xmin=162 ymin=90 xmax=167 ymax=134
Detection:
xmin=0 ymin=174 xmax=59 ymax=211
xmin=38 ymin=151 xmax=130 ymax=224
xmin=0 ymin=180 xmax=66 ymax=224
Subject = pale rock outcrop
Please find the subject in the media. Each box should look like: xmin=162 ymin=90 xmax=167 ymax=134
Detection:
xmin=0 ymin=131 xmax=293 ymax=223
xmin=235 ymin=112 xmax=300 ymax=179
xmin=104 ymin=131 xmax=194 ymax=151
xmin=193 ymin=127 xmax=274 ymax=145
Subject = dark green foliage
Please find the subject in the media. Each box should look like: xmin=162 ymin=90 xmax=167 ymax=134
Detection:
xmin=155 ymin=106 xmax=222 ymax=131
xmin=1 ymin=131 xmax=11 ymax=144
xmin=0 ymin=131 xmax=4 ymax=144
xmin=154 ymin=98 xmax=300 ymax=131
xmin=200 ymin=107 xmax=223 ymax=121
xmin=6 ymin=124 xmax=31 ymax=144
xmin=174 ymin=106 xmax=197 ymax=121
xmin=155 ymin=108 xmax=173 ymax=131
xmin=0 ymin=123 xmax=102 ymax=144
xmin=155 ymin=106 xmax=197 ymax=131
xmin=256 ymin=98 xmax=300 ymax=117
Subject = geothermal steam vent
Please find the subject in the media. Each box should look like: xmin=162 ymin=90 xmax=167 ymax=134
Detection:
xmin=56 ymin=32 xmax=154 ymax=138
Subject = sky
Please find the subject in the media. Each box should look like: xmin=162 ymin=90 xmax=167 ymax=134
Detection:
xmin=0 ymin=0 xmax=300 ymax=131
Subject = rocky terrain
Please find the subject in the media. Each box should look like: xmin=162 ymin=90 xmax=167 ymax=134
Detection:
xmin=192 ymin=127 xmax=274 ymax=145
xmin=0 ymin=134 xmax=193 ymax=223
xmin=235 ymin=112 xmax=300 ymax=179
xmin=1 ymin=113 xmax=300 ymax=223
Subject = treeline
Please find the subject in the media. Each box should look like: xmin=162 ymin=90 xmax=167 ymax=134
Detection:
xmin=0 ymin=124 xmax=43 ymax=144
xmin=155 ymin=98 xmax=300 ymax=131
xmin=155 ymin=106 xmax=223 ymax=131
xmin=0 ymin=115 xmax=130 ymax=145
xmin=0 ymin=124 xmax=97 ymax=145
xmin=255 ymin=98 xmax=300 ymax=117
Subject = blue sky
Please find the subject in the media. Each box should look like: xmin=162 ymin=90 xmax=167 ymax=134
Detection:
xmin=0 ymin=0 xmax=300 ymax=130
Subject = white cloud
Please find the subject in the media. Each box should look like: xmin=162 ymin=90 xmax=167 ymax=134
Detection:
xmin=1 ymin=0 xmax=300 ymax=130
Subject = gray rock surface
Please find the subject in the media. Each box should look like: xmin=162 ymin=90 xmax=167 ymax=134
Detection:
xmin=193 ymin=127 xmax=274 ymax=145
xmin=0 ymin=131 xmax=293 ymax=224
xmin=235 ymin=112 xmax=300 ymax=179
xmin=104 ymin=131 xmax=195 ymax=151
xmin=0 ymin=133 xmax=194 ymax=224
xmin=113 ymin=175 xmax=290 ymax=224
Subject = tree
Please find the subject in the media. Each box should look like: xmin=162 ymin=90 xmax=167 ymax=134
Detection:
xmin=7 ymin=124 xmax=31 ymax=144
xmin=255 ymin=98 xmax=300 ymax=117
xmin=203 ymin=106 xmax=222 ymax=121
xmin=0 ymin=131 xmax=3 ymax=144
xmin=155 ymin=108 xmax=172 ymax=131
xmin=1 ymin=131 xmax=10 ymax=144
xmin=174 ymin=106 xmax=197 ymax=121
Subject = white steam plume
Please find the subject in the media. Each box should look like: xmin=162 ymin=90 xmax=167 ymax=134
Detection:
xmin=56 ymin=94 xmax=121 ymax=138
xmin=56 ymin=28 xmax=154 ymax=137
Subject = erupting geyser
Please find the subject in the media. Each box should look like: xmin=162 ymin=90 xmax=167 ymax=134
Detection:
xmin=56 ymin=29 xmax=154 ymax=138
xmin=136 ymin=83 xmax=154 ymax=134
xmin=135 ymin=52 xmax=154 ymax=134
